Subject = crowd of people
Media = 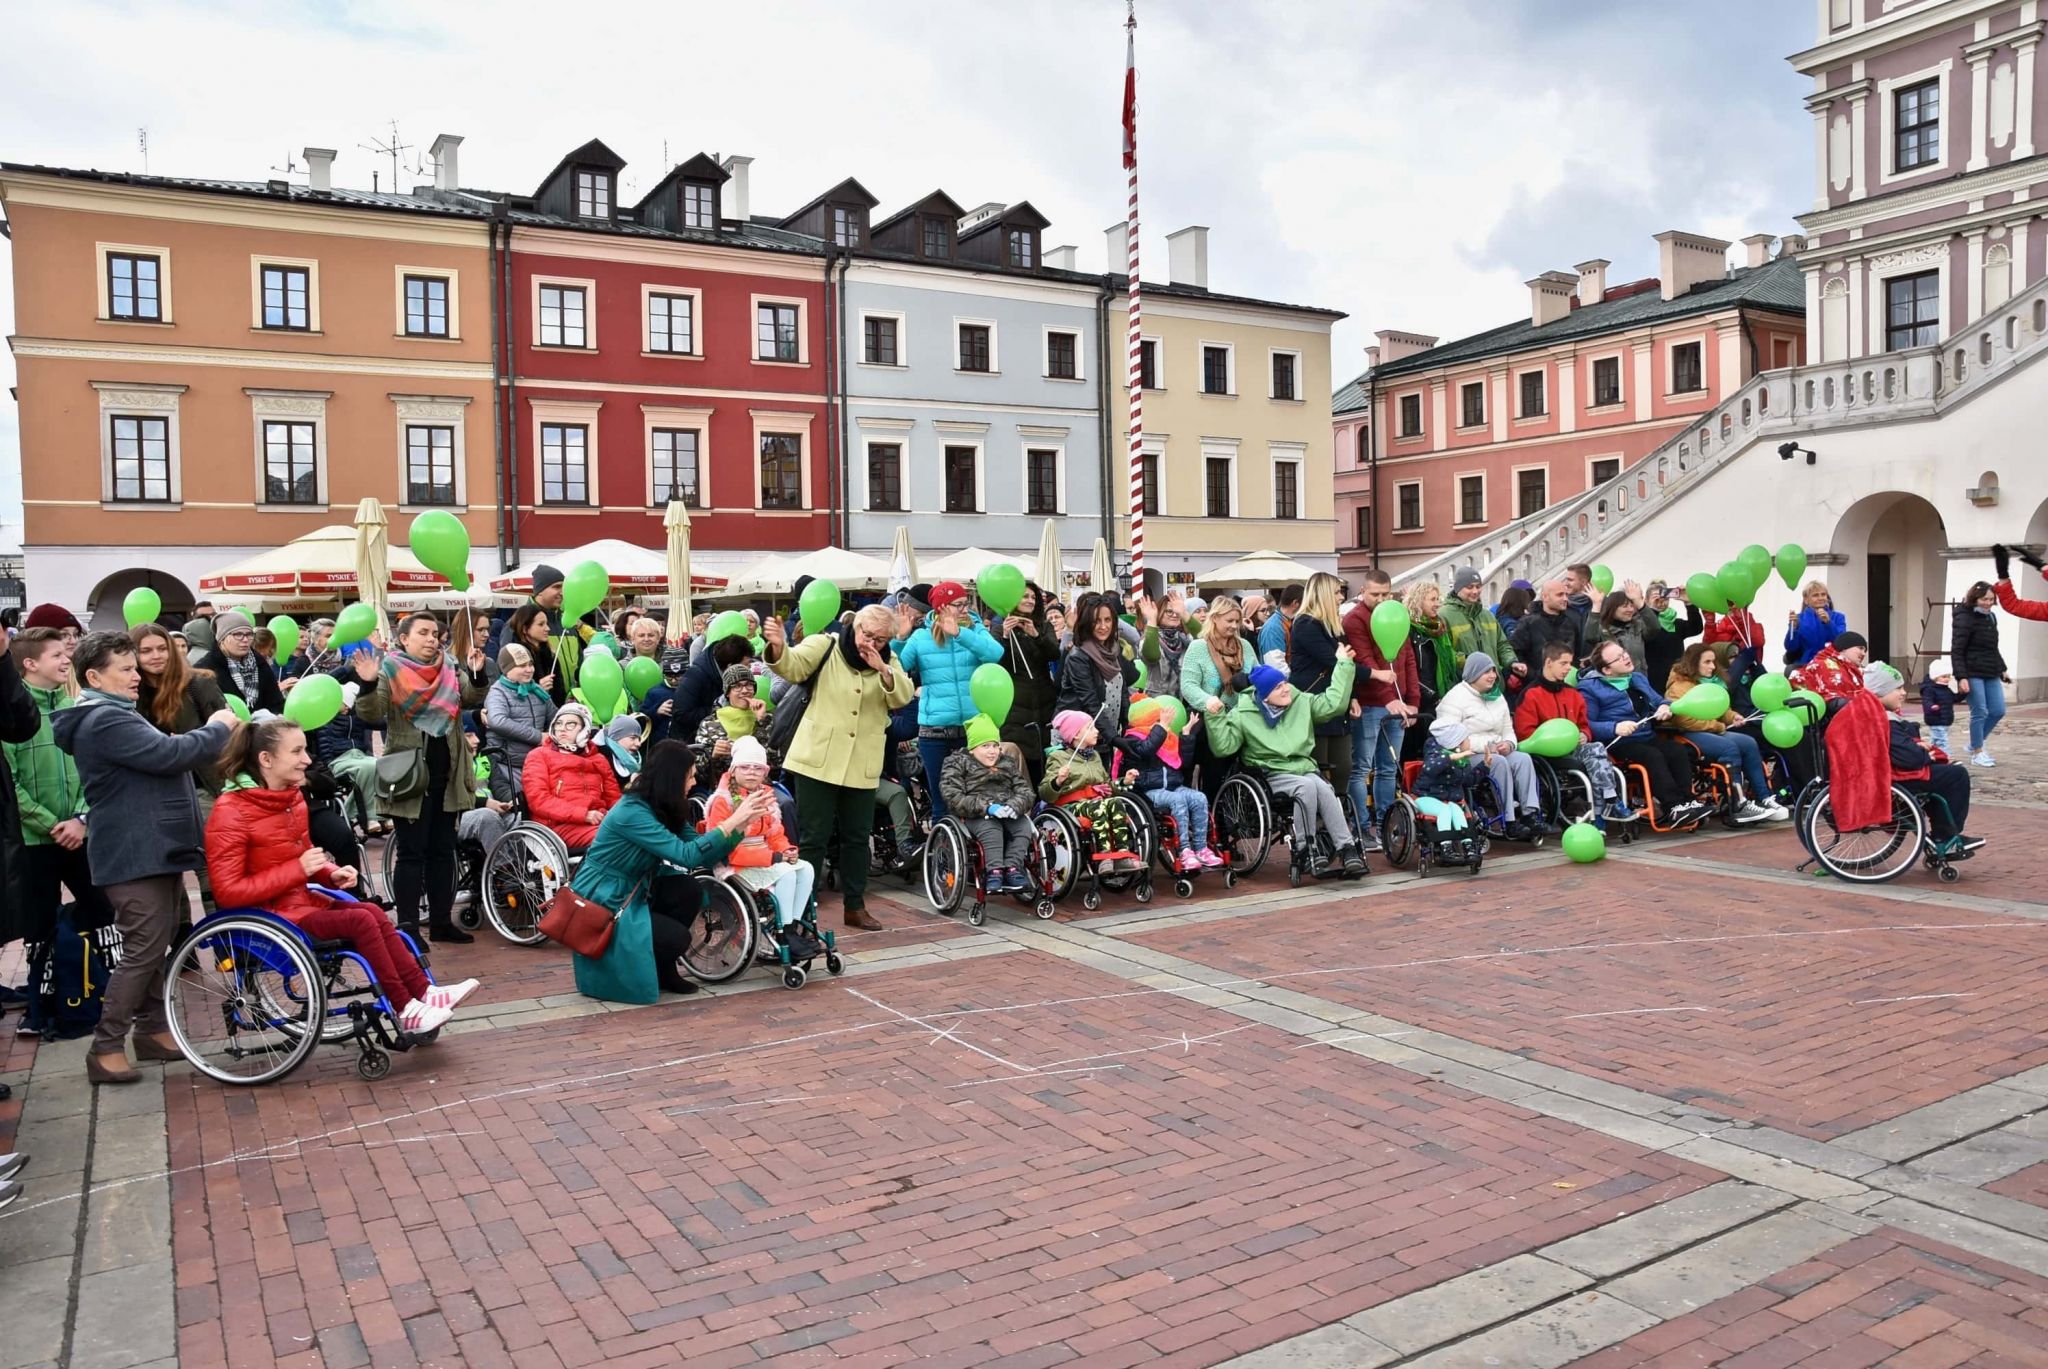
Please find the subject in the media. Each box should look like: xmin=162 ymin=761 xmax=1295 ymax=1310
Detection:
xmin=0 ymin=546 xmax=2039 ymax=1176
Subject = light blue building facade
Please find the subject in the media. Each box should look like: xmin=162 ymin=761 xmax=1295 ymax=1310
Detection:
xmin=840 ymin=199 xmax=1105 ymax=568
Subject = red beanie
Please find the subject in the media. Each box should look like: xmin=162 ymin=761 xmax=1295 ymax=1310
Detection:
xmin=929 ymin=581 xmax=968 ymax=611
xmin=23 ymin=603 xmax=81 ymax=633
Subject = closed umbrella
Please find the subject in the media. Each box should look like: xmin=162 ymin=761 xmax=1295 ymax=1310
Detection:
xmin=889 ymin=525 xmax=918 ymax=594
xmin=352 ymin=497 xmax=391 ymax=641
xmin=664 ymin=500 xmax=693 ymax=646
xmin=1036 ymin=520 xmax=1062 ymax=595
xmin=1089 ymin=537 xmax=1114 ymax=599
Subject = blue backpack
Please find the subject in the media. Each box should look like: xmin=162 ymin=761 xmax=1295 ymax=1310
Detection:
xmin=25 ymin=907 xmax=122 ymax=1040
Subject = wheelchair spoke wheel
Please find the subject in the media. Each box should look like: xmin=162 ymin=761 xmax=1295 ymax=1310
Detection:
xmin=1032 ymin=811 xmax=1080 ymax=902
xmin=679 ymin=877 xmax=759 ymax=984
xmin=1214 ymin=776 xmax=1270 ymax=877
xmin=922 ymin=822 xmax=969 ymax=914
xmin=166 ymin=916 xmax=326 ymax=1086
xmin=1381 ymin=802 xmax=1416 ymax=870
xmin=1803 ymin=785 xmax=1925 ymax=883
xmin=270 ymin=948 xmax=382 ymax=1045
xmin=481 ymin=826 xmax=567 ymax=945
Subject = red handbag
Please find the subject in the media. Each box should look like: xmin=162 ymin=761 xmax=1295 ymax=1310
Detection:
xmin=538 ymin=881 xmax=639 ymax=958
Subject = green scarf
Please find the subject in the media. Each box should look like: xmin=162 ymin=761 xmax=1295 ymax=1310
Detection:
xmin=505 ymin=678 xmax=551 ymax=702
xmin=1411 ymin=613 xmax=1458 ymax=700
xmin=83 ymin=688 xmax=137 ymax=711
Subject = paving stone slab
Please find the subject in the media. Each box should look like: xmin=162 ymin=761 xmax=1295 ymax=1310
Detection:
xmin=0 ymin=1254 xmax=72 ymax=1369
xmin=1399 ymin=1290 xmax=1660 ymax=1369
xmin=1540 ymin=1180 xmax=1796 ymax=1279
xmin=1913 ymin=1118 xmax=2048 ymax=1185
xmin=80 ymin=1176 xmax=170 ymax=1275
xmin=1665 ymin=1135 xmax=1873 ymax=1202
xmin=1218 ymin=1323 xmax=1400 ymax=1369
xmin=1835 ymin=1081 xmax=2044 ymax=1162
xmin=85 ymin=1112 xmax=167 ymax=1184
xmin=69 ymin=1257 xmax=176 ymax=1369
xmin=1344 ymin=1253 xmax=1590 ymax=1354
xmin=0 ymin=1192 xmax=80 ymax=1266
xmin=1863 ymin=1195 xmax=2048 ymax=1279
xmin=1599 ymin=1209 xmax=1856 ymax=1319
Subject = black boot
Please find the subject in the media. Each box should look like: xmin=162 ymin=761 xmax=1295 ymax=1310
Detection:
xmin=428 ymin=920 xmax=474 ymax=945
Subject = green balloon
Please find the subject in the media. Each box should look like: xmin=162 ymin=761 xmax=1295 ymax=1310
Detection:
xmin=708 ymin=610 xmax=750 ymax=644
xmin=267 ymin=615 xmax=300 ymax=664
xmin=1786 ymin=687 xmax=1828 ymax=720
xmin=1518 ymin=717 xmax=1582 ymax=758
xmin=1671 ymin=681 xmax=1731 ymax=720
xmin=225 ymin=695 xmax=251 ymax=723
xmin=1716 ymin=561 xmax=1759 ymax=609
xmin=123 ymin=587 xmax=161 ymax=629
xmin=561 ymin=560 xmax=609 ymax=622
xmin=1369 ymin=599 xmax=1409 ymax=663
xmin=1560 ymin=822 xmax=1606 ymax=864
xmin=334 ymin=601 xmax=379 ymax=647
xmin=1591 ymin=564 xmax=1614 ymax=595
xmin=580 ymin=648 xmax=624 ymax=713
xmin=976 ymin=563 xmax=1025 ymax=618
xmin=587 ymin=631 xmax=619 ymax=657
xmin=1566 ymin=667 xmax=1579 ymax=686
xmin=1737 ymin=543 xmax=1773 ymax=585
xmin=799 ymin=577 xmax=842 ymax=636
xmin=1686 ymin=572 xmax=1728 ymax=615
xmin=1134 ymin=659 xmax=1149 ymax=692
xmin=624 ymin=654 xmax=662 ymax=702
xmin=1761 ymin=710 xmax=1806 ymax=748
xmin=408 ymin=509 xmax=472 ymax=591
xmin=1775 ymin=543 xmax=1808 ymax=591
xmin=969 ymin=662 xmax=1014 ymax=725
xmin=1751 ymin=671 xmax=1793 ymax=712
xmin=282 ymin=674 xmax=343 ymax=731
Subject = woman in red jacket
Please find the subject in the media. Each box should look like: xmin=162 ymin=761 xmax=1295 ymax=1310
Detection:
xmin=521 ymin=703 xmax=622 ymax=850
xmin=1510 ymin=640 xmax=1635 ymax=822
xmin=205 ymin=719 xmax=477 ymax=1036
xmin=1994 ymin=544 xmax=2048 ymax=621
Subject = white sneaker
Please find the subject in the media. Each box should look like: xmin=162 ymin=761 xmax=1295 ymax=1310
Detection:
xmin=1972 ymin=751 xmax=1997 ymax=768
xmin=423 ymin=979 xmax=479 ymax=1012
xmin=397 ymin=1000 xmax=454 ymax=1036
xmin=1760 ymin=801 xmax=1791 ymax=821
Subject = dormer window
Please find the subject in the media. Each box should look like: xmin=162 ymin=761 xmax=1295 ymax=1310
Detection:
xmin=1006 ymin=229 xmax=1035 ymax=270
xmin=683 ymin=181 xmax=717 ymax=229
xmin=575 ymin=170 xmax=611 ymax=219
xmin=831 ymin=206 xmax=864 ymax=248
xmin=922 ymin=217 xmax=952 ymax=259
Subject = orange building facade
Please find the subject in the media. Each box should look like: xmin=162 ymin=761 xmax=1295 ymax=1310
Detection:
xmin=0 ymin=165 xmax=496 ymax=621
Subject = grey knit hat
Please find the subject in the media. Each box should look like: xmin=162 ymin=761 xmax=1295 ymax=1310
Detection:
xmin=721 ymin=663 xmax=757 ymax=695
xmin=214 ymin=610 xmax=254 ymax=638
xmin=1452 ymin=566 xmax=1482 ymax=593
xmin=1462 ymin=651 xmax=1497 ymax=685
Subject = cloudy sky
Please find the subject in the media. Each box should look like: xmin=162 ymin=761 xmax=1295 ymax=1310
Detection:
xmin=0 ymin=0 xmax=1816 ymax=526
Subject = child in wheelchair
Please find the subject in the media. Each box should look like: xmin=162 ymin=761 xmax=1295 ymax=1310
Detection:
xmin=1206 ymin=658 xmax=1366 ymax=877
xmin=523 ymin=703 xmax=621 ymax=851
xmin=1869 ymin=663 xmax=1983 ymax=857
xmin=705 ymin=736 xmax=821 ymax=942
xmin=1513 ymin=640 xmax=1635 ymax=823
xmin=1414 ymin=718 xmax=1490 ymax=863
xmin=1121 ymin=698 xmax=1223 ymax=873
xmin=206 ymin=718 xmax=479 ymax=1037
xmin=1043 ymin=710 xmax=1141 ymax=874
xmin=943 ymin=716 xmax=1039 ymax=893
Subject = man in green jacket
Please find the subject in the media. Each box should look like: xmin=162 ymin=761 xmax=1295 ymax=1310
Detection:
xmin=1442 ymin=567 xmax=1517 ymax=680
xmin=5 ymin=629 xmax=113 ymax=967
xmin=1207 ymin=651 xmax=1365 ymax=877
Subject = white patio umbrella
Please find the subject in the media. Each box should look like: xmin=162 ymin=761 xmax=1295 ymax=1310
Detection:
xmin=199 ymin=525 xmax=442 ymax=601
xmin=1088 ymin=537 xmax=1115 ymax=598
xmin=352 ymin=498 xmax=391 ymax=639
xmin=663 ymin=500 xmax=693 ymax=645
xmin=889 ymin=525 xmax=918 ymax=594
xmin=724 ymin=547 xmax=892 ymax=598
xmin=1197 ymin=550 xmax=1321 ymax=592
xmin=922 ymin=547 xmax=1026 ymax=581
xmin=1036 ymin=520 xmax=1062 ymax=593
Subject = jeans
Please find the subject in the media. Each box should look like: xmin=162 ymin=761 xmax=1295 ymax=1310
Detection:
xmin=793 ymin=773 xmax=875 ymax=912
xmin=1143 ymin=786 xmax=1213 ymax=852
xmin=1686 ymin=729 xmax=1770 ymax=802
xmin=1967 ymin=677 xmax=2006 ymax=750
xmin=1929 ymin=725 xmax=1951 ymax=753
xmin=918 ymin=732 xmax=965 ymax=819
xmin=1350 ymin=706 xmax=1405 ymax=825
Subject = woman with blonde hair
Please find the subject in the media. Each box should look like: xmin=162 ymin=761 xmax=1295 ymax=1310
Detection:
xmin=1402 ymin=581 xmax=1457 ymax=761
xmin=1286 ymin=573 xmax=1358 ymax=824
xmin=1784 ymin=580 xmax=1846 ymax=668
xmin=1179 ymin=595 xmax=1247 ymax=795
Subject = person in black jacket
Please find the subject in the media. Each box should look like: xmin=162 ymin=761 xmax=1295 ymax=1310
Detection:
xmin=0 ymin=640 xmax=48 ymax=975
xmin=1641 ymin=582 xmax=1704 ymax=693
xmin=992 ymin=582 xmax=1059 ymax=785
xmin=1509 ymin=579 xmax=1591 ymax=671
xmin=1950 ymin=580 xmax=2008 ymax=765
xmin=194 ymin=611 xmax=285 ymax=715
xmin=1870 ymin=664 xmax=1979 ymax=852
xmin=1286 ymin=572 xmax=1357 ymax=825
xmin=1054 ymin=594 xmax=1139 ymax=737
xmin=670 ymin=634 xmax=755 ymax=744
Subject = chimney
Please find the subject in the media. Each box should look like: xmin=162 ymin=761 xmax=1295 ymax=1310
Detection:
xmin=1654 ymin=230 xmax=1734 ymax=301
xmin=302 ymin=147 xmax=335 ymax=194
xmin=1104 ymin=222 xmax=1130 ymax=276
xmin=428 ymin=134 xmax=461 ymax=192
xmin=1044 ymin=244 xmax=1077 ymax=271
xmin=1527 ymin=270 xmax=1579 ymax=327
xmin=1741 ymin=233 xmax=1776 ymax=269
xmin=1166 ymin=225 xmax=1209 ymax=290
xmin=1366 ymin=344 xmax=1382 ymax=370
xmin=1777 ymin=233 xmax=1808 ymax=257
xmin=1574 ymin=259 xmax=1610 ymax=307
xmin=720 ymin=154 xmax=752 ymax=221
xmin=1373 ymin=329 xmax=1439 ymax=363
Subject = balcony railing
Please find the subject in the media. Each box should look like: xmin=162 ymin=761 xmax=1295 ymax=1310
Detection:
xmin=1393 ymin=277 xmax=2048 ymax=598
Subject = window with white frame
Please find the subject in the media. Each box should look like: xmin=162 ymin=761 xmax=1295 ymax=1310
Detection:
xmin=1516 ymin=467 xmax=1548 ymax=518
xmin=651 ymin=428 xmax=702 ymax=507
xmin=110 ymin=415 xmax=172 ymax=502
xmin=541 ymin=423 xmax=590 ymax=504
xmin=263 ymin=421 xmax=319 ymax=504
xmin=756 ymin=301 xmax=801 ymax=362
xmin=1459 ymin=381 xmax=1485 ymax=427
xmin=1398 ymin=392 xmax=1423 ymax=437
xmin=1270 ymin=350 xmax=1300 ymax=401
xmin=647 ymin=291 xmax=696 ymax=354
xmin=1589 ymin=457 xmax=1622 ymax=486
xmin=403 ymin=425 xmax=457 ymax=506
xmin=402 ymin=274 xmax=450 ymax=338
xmin=1670 ymin=341 xmax=1705 ymax=394
xmin=1026 ymin=448 xmax=1062 ymax=515
xmin=575 ymin=170 xmax=611 ymax=219
xmin=538 ymin=283 xmax=588 ymax=348
xmin=867 ymin=442 xmax=903 ymax=512
xmin=1456 ymin=474 xmax=1485 ymax=526
xmin=1518 ymin=369 xmax=1547 ymax=417
xmin=1139 ymin=449 xmax=1161 ymax=516
xmin=1894 ymin=77 xmax=1941 ymax=171
xmin=1592 ymin=356 xmax=1622 ymax=407
xmin=258 ymin=263 xmax=312 ymax=330
xmin=957 ymin=321 xmax=994 ymax=373
xmin=1200 ymin=344 xmax=1233 ymax=395
xmin=1885 ymin=271 xmax=1941 ymax=350
xmin=682 ymin=181 xmax=717 ymax=229
xmin=862 ymin=313 xmax=901 ymax=366
xmin=1272 ymin=457 xmax=1300 ymax=520
xmin=944 ymin=445 xmax=979 ymax=511
xmin=1138 ymin=337 xmax=1161 ymax=390
xmin=1395 ymin=481 xmax=1422 ymax=530
xmin=107 ymin=252 xmax=163 ymax=322
xmin=1202 ymin=446 xmax=1237 ymax=517
xmin=759 ymin=433 xmax=803 ymax=508
xmin=1045 ymin=329 xmax=1080 ymax=380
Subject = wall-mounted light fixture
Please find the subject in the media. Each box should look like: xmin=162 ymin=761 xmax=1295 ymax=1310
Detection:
xmin=1777 ymin=441 xmax=1817 ymax=465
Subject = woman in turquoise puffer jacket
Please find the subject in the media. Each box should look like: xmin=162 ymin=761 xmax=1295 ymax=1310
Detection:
xmin=896 ymin=581 xmax=1003 ymax=818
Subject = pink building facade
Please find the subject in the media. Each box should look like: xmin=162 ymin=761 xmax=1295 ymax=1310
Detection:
xmin=1339 ymin=237 xmax=1807 ymax=574
xmin=1798 ymin=0 xmax=2048 ymax=361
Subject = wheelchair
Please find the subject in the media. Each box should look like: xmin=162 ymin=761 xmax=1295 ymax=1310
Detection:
xmin=923 ymin=810 xmax=1061 ymax=925
xmin=1213 ymin=767 xmax=1363 ymax=889
xmin=1378 ymin=762 xmax=1487 ymax=878
xmin=1142 ymin=796 xmax=1230 ymax=899
xmin=673 ymin=868 xmax=847 ymax=990
xmin=163 ymin=889 xmax=442 ymax=1085
xmin=373 ymin=807 xmax=491 ymax=922
xmin=1531 ymin=756 xmax=1601 ymax=830
xmin=1796 ymin=781 xmax=1971 ymax=883
xmin=1034 ymin=788 xmax=1159 ymax=911
xmin=478 ymin=807 xmax=579 ymax=946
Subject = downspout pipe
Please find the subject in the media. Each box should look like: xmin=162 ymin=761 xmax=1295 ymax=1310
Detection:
xmin=834 ymin=251 xmax=851 ymax=549
xmin=1096 ymin=277 xmax=1114 ymax=547
xmin=1366 ymin=368 xmax=1380 ymax=570
xmin=500 ymin=206 xmax=522 ymax=572
xmin=487 ymin=209 xmax=508 ymax=573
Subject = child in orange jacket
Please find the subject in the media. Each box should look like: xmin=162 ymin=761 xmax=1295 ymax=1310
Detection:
xmin=704 ymin=736 xmax=814 ymax=925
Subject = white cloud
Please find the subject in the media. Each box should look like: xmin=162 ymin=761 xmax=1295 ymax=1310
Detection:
xmin=0 ymin=0 xmax=1814 ymax=523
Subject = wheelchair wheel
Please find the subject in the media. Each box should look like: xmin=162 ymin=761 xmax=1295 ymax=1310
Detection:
xmin=480 ymin=825 xmax=568 ymax=945
xmin=375 ymin=831 xmax=398 ymax=905
xmin=1093 ymin=794 xmax=1156 ymax=894
xmin=291 ymin=949 xmax=384 ymax=1045
xmin=1034 ymin=809 xmax=1081 ymax=901
xmin=165 ymin=916 xmax=326 ymax=1086
xmin=679 ymin=877 xmax=759 ymax=984
xmin=1803 ymin=784 xmax=1926 ymax=884
xmin=922 ymin=820 xmax=970 ymax=915
xmin=1381 ymin=801 xmax=1417 ymax=870
xmin=1791 ymin=778 xmax=1827 ymax=860
xmin=1214 ymin=774 xmax=1272 ymax=877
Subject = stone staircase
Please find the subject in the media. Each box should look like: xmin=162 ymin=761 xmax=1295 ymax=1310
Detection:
xmin=1393 ymin=276 xmax=2048 ymax=598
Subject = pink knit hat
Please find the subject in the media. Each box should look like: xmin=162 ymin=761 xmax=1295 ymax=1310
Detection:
xmin=1052 ymin=710 xmax=1093 ymax=746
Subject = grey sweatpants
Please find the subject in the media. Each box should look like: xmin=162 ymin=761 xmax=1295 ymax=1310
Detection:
xmin=1265 ymin=771 xmax=1350 ymax=847
xmin=1483 ymin=750 xmax=1543 ymax=815
xmin=962 ymin=815 xmax=1033 ymax=870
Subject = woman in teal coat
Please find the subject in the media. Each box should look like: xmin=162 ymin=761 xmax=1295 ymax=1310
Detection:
xmin=570 ymin=740 xmax=771 ymax=1004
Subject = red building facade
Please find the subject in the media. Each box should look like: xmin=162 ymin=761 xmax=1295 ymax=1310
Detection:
xmin=505 ymin=142 xmax=833 ymax=572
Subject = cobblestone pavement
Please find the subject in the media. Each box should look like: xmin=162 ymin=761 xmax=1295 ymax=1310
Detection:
xmin=7 ymin=749 xmax=2048 ymax=1366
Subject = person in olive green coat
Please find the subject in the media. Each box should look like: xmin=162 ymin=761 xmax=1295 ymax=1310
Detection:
xmin=1441 ymin=567 xmax=1516 ymax=678
xmin=348 ymin=612 xmax=489 ymax=941
xmin=763 ymin=605 xmax=915 ymax=930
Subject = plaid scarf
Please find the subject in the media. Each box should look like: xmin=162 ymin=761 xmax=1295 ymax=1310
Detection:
xmin=381 ymin=650 xmax=462 ymax=738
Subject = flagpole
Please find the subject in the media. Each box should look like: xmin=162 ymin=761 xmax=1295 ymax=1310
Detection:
xmin=1123 ymin=0 xmax=1145 ymax=593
